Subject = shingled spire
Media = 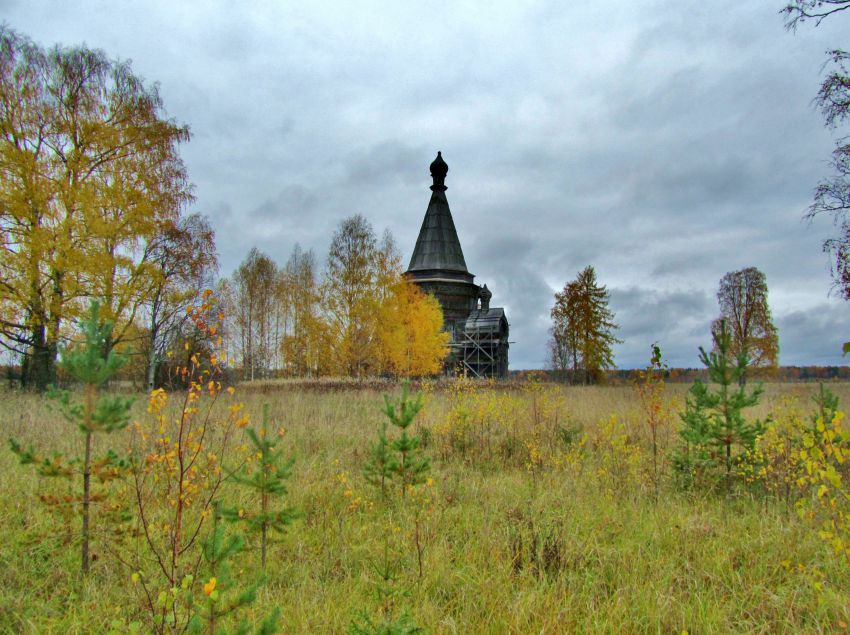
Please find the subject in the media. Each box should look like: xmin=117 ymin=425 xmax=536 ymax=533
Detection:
xmin=407 ymin=152 xmax=471 ymax=276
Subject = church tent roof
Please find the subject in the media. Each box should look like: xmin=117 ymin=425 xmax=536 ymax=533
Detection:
xmin=407 ymin=152 xmax=470 ymax=274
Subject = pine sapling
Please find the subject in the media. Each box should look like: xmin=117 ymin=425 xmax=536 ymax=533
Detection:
xmin=370 ymin=383 xmax=434 ymax=580
xmin=189 ymin=503 xmax=280 ymax=635
xmin=223 ymin=403 xmax=298 ymax=570
xmin=363 ymin=420 xmax=397 ymax=501
xmin=348 ymin=541 xmax=423 ymax=635
xmin=674 ymin=321 xmax=765 ymax=495
xmin=9 ymin=300 xmax=133 ymax=574
xmin=383 ymin=383 xmax=430 ymax=496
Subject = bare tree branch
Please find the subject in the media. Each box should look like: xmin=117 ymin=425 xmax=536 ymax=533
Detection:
xmin=782 ymin=1 xmax=850 ymax=30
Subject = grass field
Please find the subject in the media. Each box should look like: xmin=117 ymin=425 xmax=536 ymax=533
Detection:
xmin=2 ymin=379 xmax=850 ymax=634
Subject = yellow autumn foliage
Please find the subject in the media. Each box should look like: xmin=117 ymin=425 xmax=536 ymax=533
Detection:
xmin=377 ymin=278 xmax=449 ymax=377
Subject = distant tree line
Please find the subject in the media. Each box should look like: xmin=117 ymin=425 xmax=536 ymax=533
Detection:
xmin=514 ymin=365 xmax=849 ymax=384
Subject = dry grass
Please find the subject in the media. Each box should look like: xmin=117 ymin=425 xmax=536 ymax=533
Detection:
xmin=2 ymin=380 xmax=850 ymax=633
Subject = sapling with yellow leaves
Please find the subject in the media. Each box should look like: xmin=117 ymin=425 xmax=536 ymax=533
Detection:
xmin=811 ymin=383 xmax=840 ymax=438
xmin=9 ymin=300 xmax=133 ymax=575
xmin=793 ymin=389 xmax=850 ymax=568
xmin=738 ymin=398 xmax=807 ymax=509
xmin=127 ymin=293 xmax=261 ymax=634
xmin=633 ymin=343 xmax=673 ymax=502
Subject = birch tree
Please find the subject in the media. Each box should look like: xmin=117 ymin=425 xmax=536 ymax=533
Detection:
xmin=712 ymin=267 xmax=779 ymax=375
xmin=142 ymin=214 xmax=218 ymax=390
xmin=0 ymin=27 xmax=192 ymax=389
xmin=232 ymin=248 xmax=278 ymax=380
xmin=322 ymin=215 xmax=380 ymax=377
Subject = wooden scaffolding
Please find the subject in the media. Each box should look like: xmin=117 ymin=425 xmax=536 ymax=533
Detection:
xmin=452 ymin=308 xmax=509 ymax=379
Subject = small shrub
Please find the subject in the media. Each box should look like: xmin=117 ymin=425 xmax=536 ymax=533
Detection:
xmin=794 ymin=388 xmax=850 ymax=568
xmin=739 ymin=396 xmax=807 ymax=508
xmin=589 ymin=415 xmax=643 ymax=498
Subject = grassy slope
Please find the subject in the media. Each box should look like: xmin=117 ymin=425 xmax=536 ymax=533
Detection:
xmin=1 ymin=382 xmax=849 ymax=634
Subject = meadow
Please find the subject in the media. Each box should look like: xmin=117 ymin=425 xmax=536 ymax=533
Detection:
xmin=2 ymin=378 xmax=850 ymax=634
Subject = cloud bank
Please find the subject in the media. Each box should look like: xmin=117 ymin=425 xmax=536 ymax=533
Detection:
xmin=6 ymin=0 xmax=848 ymax=367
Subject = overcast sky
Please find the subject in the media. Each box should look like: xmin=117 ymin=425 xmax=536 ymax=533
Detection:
xmin=5 ymin=0 xmax=849 ymax=368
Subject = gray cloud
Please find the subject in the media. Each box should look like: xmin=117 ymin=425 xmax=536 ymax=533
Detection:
xmin=7 ymin=0 xmax=849 ymax=369
xmin=777 ymin=302 xmax=848 ymax=365
xmin=609 ymin=286 xmax=715 ymax=368
xmin=343 ymin=141 xmax=428 ymax=186
xmin=249 ymin=186 xmax=319 ymax=222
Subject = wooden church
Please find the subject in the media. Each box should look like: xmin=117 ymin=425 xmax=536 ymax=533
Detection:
xmin=406 ymin=152 xmax=509 ymax=378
